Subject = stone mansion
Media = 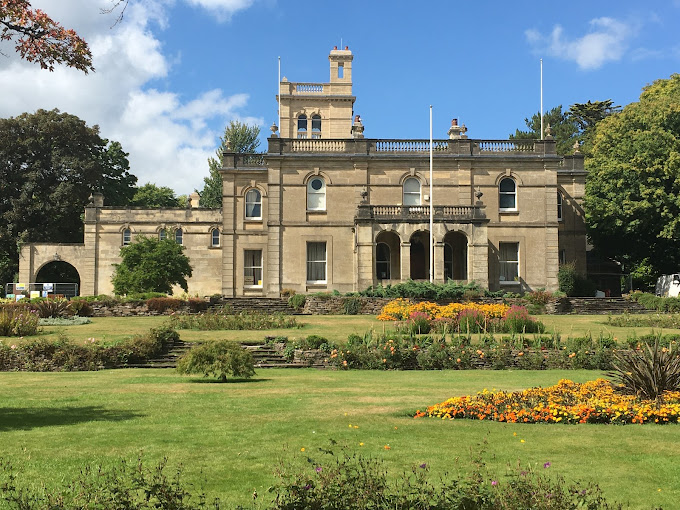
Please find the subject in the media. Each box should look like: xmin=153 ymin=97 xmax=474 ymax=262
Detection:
xmin=19 ymin=47 xmax=587 ymax=297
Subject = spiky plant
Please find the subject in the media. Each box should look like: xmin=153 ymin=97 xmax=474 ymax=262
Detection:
xmin=607 ymin=340 xmax=680 ymax=400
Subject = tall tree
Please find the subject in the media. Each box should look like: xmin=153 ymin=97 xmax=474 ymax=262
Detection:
xmin=585 ymin=74 xmax=680 ymax=279
xmin=509 ymin=105 xmax=579 ymax=156
xmin=0 ymin=108 xmax=137 ymax=290
xmin=130 ymin=183 xmax=181 ymax=208
xmin=199 ymin=121 xmax=261 ymax=208
xmin=0 ymin=0 xmax=93 ymax=72
xmin=567 ymin=100 xmax=620 ymax=151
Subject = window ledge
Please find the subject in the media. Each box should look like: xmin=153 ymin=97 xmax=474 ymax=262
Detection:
xmin=208 ymin=245 xmax=221 ymax=249
xmin=306 ymin=210 xmax=327 ymax=214
xmin=245 ymin=218 xmax=263 ymax=222
xmin=499 ymin=209 xmax=519 ymax=215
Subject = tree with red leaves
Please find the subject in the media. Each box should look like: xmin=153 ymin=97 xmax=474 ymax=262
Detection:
xmin=0 ymin=0 xmax=93 ymax=73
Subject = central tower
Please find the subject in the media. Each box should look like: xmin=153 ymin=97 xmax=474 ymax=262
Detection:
xmin=277 ymin=46 xmax=355 ymax=139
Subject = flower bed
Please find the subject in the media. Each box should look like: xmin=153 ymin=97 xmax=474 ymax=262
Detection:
xmin=415 ymin=379 xmax=680 ymax=424
xmin=377 ymin=299 xmax=544 ymax=334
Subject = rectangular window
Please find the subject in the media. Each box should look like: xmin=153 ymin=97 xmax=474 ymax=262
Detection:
xmin=499 ymin=242 xmax=519 ymax=284
xmin=244 ymin=250 xmax=262 ymax=287
xmin=306 ymin=242 xmax=327 ymax=283
xmin=559 ymin=249 xmax=567 ymax=265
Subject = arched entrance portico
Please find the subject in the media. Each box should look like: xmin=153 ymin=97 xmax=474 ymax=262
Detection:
xmin=35 ymin=261 xmax=81 ymax=297
xmin=443 ymin=231 xmax=468 ymax=281
xmin=375 ymin=230 xmax=401 ymax=281
xmin=409 ymin=230 xmax=430 ymax=280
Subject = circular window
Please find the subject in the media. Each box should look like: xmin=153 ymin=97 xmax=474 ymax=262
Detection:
xmin=310 ymin=178 xmax=323 ymax=191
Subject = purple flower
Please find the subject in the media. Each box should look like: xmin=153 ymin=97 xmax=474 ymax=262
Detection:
xmin=543 ymin=462 xmax=551 ymax=469
xmin=303 ymin=484 xmax=311 ymax=490
xmin=520 ymin=471 xmax=528 ymax=477
xmin=315 ymin=466 xmax=323 ymax=473
xmin=491 ymin=480 xmax=498 ymax=486
xmin=419 ymin=463 xmax=427 ymax=469
xmin=580 ymin=489 xmax=587 ymax=496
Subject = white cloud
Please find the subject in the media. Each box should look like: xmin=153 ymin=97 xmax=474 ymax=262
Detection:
xmin=185 ymin=0 xmax=256 ymax=20
xmin=0 ymin=0 xmax=260 ymax=195
xmin=525 ymin=17 xmax=633 ymax=70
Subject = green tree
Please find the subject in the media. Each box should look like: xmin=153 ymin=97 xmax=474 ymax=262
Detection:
xmin=0 ymin=108 xmax=137 ymax=291
xmin=509 ymin=105 xmax=579 ymax=156
xmin=111 ymin=235 xmax=193 ymax=295
xmin=585 ymin=74 xmax=680 ymax=278
xmin=199 ymin=120 xmax=261 ymax=208
xmin=1 ymin=0 xmax=93 ymax=72
xmin=130 ymin=183 xmax=181 ymax=208
xmin=567 ymin=100 xmax=620 ymax=150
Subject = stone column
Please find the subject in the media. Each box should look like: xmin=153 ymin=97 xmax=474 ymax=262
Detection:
xmin=267 ymin=163 xmax=282 ymax=297
xmin=434 ymin=241 xmax=445 ymax=282
xmin=400 ymin=242 xmax=411 ymax=282
xmin=469 ymin=224 xmax=489 ymax=288
xmin=355 ymin=223 xmax=374 ymax=290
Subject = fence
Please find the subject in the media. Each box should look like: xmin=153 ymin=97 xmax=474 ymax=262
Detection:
xmin=5 ymin=282 xmax=79 ymax=299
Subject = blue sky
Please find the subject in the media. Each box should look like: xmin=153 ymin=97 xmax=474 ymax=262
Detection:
xmin=1 ymin=0 xmax=679 ymax=194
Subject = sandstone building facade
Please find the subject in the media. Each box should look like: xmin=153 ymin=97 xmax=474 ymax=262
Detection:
xmin=19 ymin=47 xmax=587 ymax=297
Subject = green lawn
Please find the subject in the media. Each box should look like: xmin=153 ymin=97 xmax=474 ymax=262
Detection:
xmin=17 ymin=312 xmax=680 ymax=347
xmin=0 ymin=368 xmax=678 ymax=509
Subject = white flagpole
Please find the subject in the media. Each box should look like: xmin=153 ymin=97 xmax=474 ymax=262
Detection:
xmin=540 ymin=58 xmax=544 ymax=140
xmin=429 ymin=105 xmax=434 ymax=283
xmin=278 ymin=56 xmax=281 ymax=135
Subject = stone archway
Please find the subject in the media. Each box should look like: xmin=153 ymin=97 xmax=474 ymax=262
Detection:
xmin=35 ymin=261 xmax=81 ymax=297
xmin=409 ymin=230 xmax=430 ymax=280
xmin=443 ymin=231 xmax=468 ymax=281
xmin=375 ymin=230 xmax=401 ymax=281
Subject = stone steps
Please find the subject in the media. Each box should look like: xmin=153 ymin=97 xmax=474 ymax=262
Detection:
xmin=553 ymin=297 xmax=649 ymax=315
xmin=125 ymin=340 xmax=192 ymax=369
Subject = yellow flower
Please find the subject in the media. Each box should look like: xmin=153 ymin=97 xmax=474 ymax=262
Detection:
xmin=300 ymin=447 xmax=305 ymax=452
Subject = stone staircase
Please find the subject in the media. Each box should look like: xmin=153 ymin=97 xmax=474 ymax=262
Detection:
xmin=243 ymin=344 xmax=322 ymax=368
xmin=126 ymin=339 xmax=193 ymax=369
xmin=553 ymin=297 xmax=649 ymax=315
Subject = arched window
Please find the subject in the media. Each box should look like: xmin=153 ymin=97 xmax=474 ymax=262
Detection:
xmin=297 ymin=114 xmax=307 ymax=138
xmin=307 ymin=177 xmax=326 ymax=211
xmin=557 ymin=192 xmax=563 ymax=221
xmin=376 ymin=242 xmax=391 ymax=280
xmin=175 ymin=228 xmax=183 ymax=245
xmin=122 ymin=228 xmax=131 ymax=246
xmin=311 ymin=114 xmax=321 ymax=139
xmin=211 ymin=228 xmax=220 ymax=247
xmin=159 ymin=228 xmax=166 ymax=241
xmin=499 ymin=177 xmax=517 ymax=211
xmin=245 ymin=189 xmax=262 ymax=219
xmin=403 ymin=177 xmax=421 ymax=206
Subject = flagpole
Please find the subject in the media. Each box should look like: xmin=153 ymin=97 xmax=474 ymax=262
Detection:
xmin=278 ymin=56 xmax=281 ymax=134
xmin=429 ymin=105 xmax=434 ymax=283
xmin=540 ymin=58 xmax=544 ymax=140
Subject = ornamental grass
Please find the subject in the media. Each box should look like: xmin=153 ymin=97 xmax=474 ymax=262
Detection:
xmin=415 ymin=378 xmax=680 ymax=425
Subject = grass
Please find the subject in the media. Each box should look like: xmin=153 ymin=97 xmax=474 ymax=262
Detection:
xmin=7 ymin=313 xmax=680 ymax=347
xmin=0 ymin=368 xmax=678 ymax=509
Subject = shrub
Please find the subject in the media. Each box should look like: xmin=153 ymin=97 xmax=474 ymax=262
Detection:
xmin=39 ymin=317 xmax=92 ymax=326
xmin=558 ymin=263 xmax=597 ymax=297
xmin=342 ymin=296 xmax=361 ymax=315
xmin=273 ymin=441 xmax=622 ymax=510
xmin=0 ymin=455 xmax=220 ymax=509
xmin=176 ymin=340 xmax=255 ymax=382
xmin=146 ymin=297 xmax=184 ymax=313
xmin=33 ymin=297 xmax=72 ymax=318
xmin=0 ymin=308 xmax=40 ymax=336
xmin=280 ymin=288 xmax=296 ymax=298
xmin=68 ymin=298 xmax=94 ymax=317
xmin=408 ymin=310 xmax=431 ymax=334
xmin=607 ymin=340 xmax=680 ymax=400
xmin=288 ymin=293 xmax=306 ymax=311
xmin=503 ymin=305 xmax=545 ymax=334
xmin=187 ymin=297 xmax=209 ymax=313
xmin=169 ymin=311 xmax=299 ymax=330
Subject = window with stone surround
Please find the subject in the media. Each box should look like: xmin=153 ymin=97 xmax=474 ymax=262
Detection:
xmin=297 ymin=114 xmax=307 ymax=139
xmin=311 ymin=114 xmax=321 ymax=139
xmin=499 ymin=242 xmax=519 ymax=284
xmin=211 ymin=228 xmax=220 ymax=247
xmin=159 ymin=228 xmax=167 ymax=241
xmin=557 ymin=191 xmax=563 ymax=221
xmin=403 ymin=177 xmax=421 ymax=206
xmin=244 ymin=250 xmax=262 ymax=287
xmin=245 ymin=188 xmax=262 ymax=219
xmin=306 ymin=242 xmax=327 ymax=283
xmin=175 ymin=228 xmax=183 ymax=245
xmin=307 ymin=177 xmax=326 ymax=211
xmin=122 ymin=228 xmax=131 ymax=246
xmin=376 ymin=242 xmax=390 ymax=280
xmin=499 ymin=177 xmax=517 ymax=211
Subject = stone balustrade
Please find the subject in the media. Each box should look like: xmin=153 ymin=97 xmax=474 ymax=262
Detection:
xmin=356 ymin=204 xmax=487 ymax=223
xmin=264 ymin=137 xmax=561 ymax=158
